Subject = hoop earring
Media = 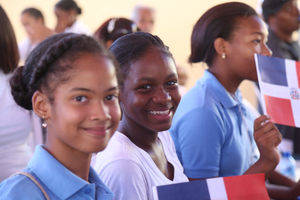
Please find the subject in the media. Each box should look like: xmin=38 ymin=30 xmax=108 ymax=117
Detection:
xmin=222 ymin=53 xmax=226 ymax=59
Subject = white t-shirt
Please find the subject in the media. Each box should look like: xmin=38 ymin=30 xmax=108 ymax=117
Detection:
xmin=64 ymin=20 xmax=91 ymax=35
xmin=18 ymin=38 xmax=37 ymax=63
xmin=0 ymin=71 xmax=33 ymax=181
xmin=93 ymin=131 xmax=188 ymax=200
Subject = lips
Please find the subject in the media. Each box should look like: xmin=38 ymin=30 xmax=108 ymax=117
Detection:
xmin=82 ymin=126 xmax=110 ymax=136
xmin=147 ymin=107 xmax=174 ymax=122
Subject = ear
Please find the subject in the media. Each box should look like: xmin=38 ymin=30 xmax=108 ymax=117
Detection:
xmin=32 ymin=91 xmax=51 ymax=120
xmin=214 ymin=37 xmax=228 ymax=57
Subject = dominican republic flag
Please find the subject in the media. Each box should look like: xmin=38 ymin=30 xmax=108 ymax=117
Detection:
xmin=153 ymin=173 xmax=269 ymax=200
xmin=255 ymin=54 xmax=300 ymax=128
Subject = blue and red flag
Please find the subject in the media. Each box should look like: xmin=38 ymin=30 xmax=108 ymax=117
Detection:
xmin=255 ymin=54 xmax=300 ymax=128
xmin=153 ymin=173 xmax=269 ymax=200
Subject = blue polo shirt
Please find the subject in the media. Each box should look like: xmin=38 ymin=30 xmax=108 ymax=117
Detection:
xmin=0 ymin=145 xmax=113 ymax=200
xmin=170 ymin=70 xmax=258 ymax=179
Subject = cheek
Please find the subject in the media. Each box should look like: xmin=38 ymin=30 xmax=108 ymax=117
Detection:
xmin=110 ymin=103 xmax=121 ymax=124
xmin=52 ymin=103 xmax=86 ymax=127
xmin=171 ymin=90 xmax=181 ymax=108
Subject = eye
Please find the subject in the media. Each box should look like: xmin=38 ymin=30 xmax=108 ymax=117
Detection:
xmin=252 ymin=39 xmax=261 ymax=44
xmin=74 ymin=96 xmax=88 ymax=103
xmin=105 ymin=94 xmax=118 ymax=101
xmin=166 ymin=80 xmax=178 ymax=86
xmin=136 ymin=84 xmax=152 ymax=92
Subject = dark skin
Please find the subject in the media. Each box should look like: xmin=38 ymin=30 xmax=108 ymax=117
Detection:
xmin=191 ymin=15 xmax=300 ymax=199
xmin=268 ymin=0 xmax=299 ymax=43
xmin=54 ymin=8 xmax=77 ymax=33
xmin=118 ymin=47 xmax=180 ymax=180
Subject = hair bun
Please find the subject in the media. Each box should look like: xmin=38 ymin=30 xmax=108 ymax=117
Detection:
xmin=10 ymin=66 xmax=33 ymax=110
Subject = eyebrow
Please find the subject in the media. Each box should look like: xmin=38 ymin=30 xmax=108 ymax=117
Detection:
xmin=70 ymin=88 xmax=94 ymax=93
xmin=137 ymin=73 xmax=178 ymax=82
xmin=251 ymin=32 xmax=264 ymax=36
xmin=70 ymin=86 xmax=119 ymax=93
xmin=106 ymin=86 xmax=119 ymax=92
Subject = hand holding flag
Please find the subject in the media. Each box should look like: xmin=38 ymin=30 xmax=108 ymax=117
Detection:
xmin=251 ymin=115 xmax=281 ymax=172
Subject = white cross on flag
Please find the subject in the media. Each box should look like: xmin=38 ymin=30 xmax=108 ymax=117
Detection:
xmin=255 ymin=54 xmax=300 ymax=128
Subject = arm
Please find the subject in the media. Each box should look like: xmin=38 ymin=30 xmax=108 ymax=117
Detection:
xmin=100 ymin=160 xmax=149 ymax=200
xmin=266 ymin=180 xmax=300 ymax=200
xmin=171 ymin=108 xmax=224 ymax=179
xmin=268 ymin=170 xmax=296 ymax=187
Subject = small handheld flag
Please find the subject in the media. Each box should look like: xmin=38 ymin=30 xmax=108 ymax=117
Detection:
xmin=153 ymin=173 xmax=269 ymax=200
xmin=255 ymin=54 xmax=300 ymax=128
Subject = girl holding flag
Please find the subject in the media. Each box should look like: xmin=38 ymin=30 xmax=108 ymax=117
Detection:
xmin=170 ymin=2 xmax=300 ymax=199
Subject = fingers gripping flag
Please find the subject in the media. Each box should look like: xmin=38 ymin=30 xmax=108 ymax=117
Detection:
xmin=153 ymin=174 xmax=269 ymax=200
xmin=255 ymin=54 xmax=300 ymax=128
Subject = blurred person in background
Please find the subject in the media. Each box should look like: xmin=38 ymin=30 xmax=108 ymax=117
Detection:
xmin=261 ymin=0 xmax=300 ymax=157
xmin=19 ymin=7 xmax=53 ymax=63
xmin=0 ymin=5 xmax=33 ymax=182
xmin=131 ymin=4 xmax=155 ymax=33
xmin=93 ymin=17 xmax=139 ymax=49
xmin=176 ymin=64 xmax=189 ymax=96
xmin=54 ymin=0 xmax=90 ymax=35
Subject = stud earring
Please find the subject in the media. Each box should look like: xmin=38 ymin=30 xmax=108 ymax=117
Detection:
xmin=222 ymin=53 xmax=226 ymax=59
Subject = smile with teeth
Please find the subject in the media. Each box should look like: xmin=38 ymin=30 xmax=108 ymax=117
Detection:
xmin=149 ymin=110 xmax=170 ymax=115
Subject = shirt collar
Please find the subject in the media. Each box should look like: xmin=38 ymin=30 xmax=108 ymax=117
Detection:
xmin=199 ymin=70 xmax=242 ymax=108
xmin=27 ymin=145 xmax=113 ymax=199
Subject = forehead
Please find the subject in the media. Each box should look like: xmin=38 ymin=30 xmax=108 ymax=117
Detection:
xmin=21 ymin=13 xmax=36 ymax=21
xmin=232 ymin=16 xmax=268 ymax=37
xmin=61 ymin=53 xmax=117 ymax=88
xmin=138 ymin=9 xmax=154 ymax=18
xmin=127 ymin=48 xmax=176 ymax=80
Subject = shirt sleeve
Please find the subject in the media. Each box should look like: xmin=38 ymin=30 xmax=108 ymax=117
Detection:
xmin=172 ymin=107 xmax=225 ymax=179
xmin=0 ymin=174 xmax=45 ymax=200
xmin=99 ymin=160 xmax=149 ymax=200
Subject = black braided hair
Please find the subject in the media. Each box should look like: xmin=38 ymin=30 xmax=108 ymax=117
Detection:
xmin=109 ymin=32 xmax=173 ymax=85
xmin=10 ymin=33 xmax=118 ymax=110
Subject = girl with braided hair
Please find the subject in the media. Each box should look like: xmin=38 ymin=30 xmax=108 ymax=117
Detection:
xmin=0 ymin=33 xmax=121 ymax=200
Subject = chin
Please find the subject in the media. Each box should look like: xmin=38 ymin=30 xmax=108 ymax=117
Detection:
xmin=152 ymin=123 xmax=172 ymax=133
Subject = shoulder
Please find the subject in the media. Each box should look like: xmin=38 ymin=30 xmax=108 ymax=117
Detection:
xmin=93 ymin=132 xmax=142 ymax=171
xmin=0 ymin=173 xmax=44 ymax=199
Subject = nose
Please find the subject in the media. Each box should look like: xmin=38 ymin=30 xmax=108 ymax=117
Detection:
xmin=152 ymin=86 xmax=171 ymax=104
xmin=262 ymin=43 xmax=272 ymax=56
xmin=90 ymin=101 xmax=111 ymax=122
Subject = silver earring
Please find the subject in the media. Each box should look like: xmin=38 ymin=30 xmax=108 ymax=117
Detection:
xmin=222 ymin=53 xmax=226 ymax=59
xmin=42 ymin=117 xmax=47 ymax=128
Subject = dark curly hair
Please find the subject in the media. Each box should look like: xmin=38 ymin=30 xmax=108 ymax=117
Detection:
xmin=10 ymin=33 xmax=119 ymax=110
xmin=109 ymin=32 xmax=173 ymax=85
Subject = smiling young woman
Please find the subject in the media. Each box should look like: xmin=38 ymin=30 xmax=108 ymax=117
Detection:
xmin=0 ymin=33 xmax=121 ymax=200
xmin=93 ymin=32 xmax=188 ymax=200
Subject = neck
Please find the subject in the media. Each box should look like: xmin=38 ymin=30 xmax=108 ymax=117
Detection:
xmin=118 ymin=116 xmax=158 ymax=151
xmin=30 ymin=26 xmax=53 ymax=44
xmin=208 ymin=64 xmax=242 ymax=95
xmin=270 ymin=25 xmax=293 ymax=43
xmin=45 ymin=131 xmax=91 ymax=181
